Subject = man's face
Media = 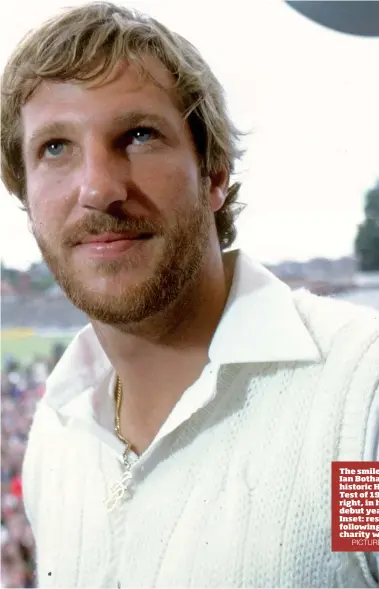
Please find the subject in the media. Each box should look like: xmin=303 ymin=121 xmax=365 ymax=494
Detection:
xmin=22 ymin=57 xmax=219 ymax=325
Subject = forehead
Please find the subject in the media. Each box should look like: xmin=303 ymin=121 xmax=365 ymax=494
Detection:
xmin=21 ymin=56 xmax=183 ymax=142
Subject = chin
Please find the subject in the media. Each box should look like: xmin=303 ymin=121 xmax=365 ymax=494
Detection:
xmin=62 ymin=271 xmax=152 ymax=319
xmin=55 ymin=265 xmax=169 ymax=325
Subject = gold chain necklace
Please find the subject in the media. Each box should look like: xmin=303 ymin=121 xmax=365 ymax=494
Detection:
xmin=104 ymin=377 xmax=133 ymax=512
xmin=114 ymin=376 xmax=131 ymax=451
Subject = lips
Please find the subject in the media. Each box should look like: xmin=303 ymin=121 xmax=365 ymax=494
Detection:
xmin=79 ymin=232 xmax=151 ymax=244
xmin=74 ymin=231 xmax=153 ymax=260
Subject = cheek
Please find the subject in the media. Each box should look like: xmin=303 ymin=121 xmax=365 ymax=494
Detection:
xmin=27 ymin=171 xmax=73 ymax=231
xmin=132 ymin=153 xmax=200 ymax=210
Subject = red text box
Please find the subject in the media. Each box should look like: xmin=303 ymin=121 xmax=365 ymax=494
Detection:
xmin=332 ymin=461 xmax=379 ymax=552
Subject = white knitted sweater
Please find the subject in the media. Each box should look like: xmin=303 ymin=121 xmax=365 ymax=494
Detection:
xmin=23 ymin=289 xmax=379 ymax=588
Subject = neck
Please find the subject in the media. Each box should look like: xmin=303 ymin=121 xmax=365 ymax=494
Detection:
xmin=91 ymin=249 xmax=235 ymax=453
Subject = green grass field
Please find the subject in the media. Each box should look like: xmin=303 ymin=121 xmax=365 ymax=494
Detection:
xmin=1 ymin=329 xmax=74 ymax=367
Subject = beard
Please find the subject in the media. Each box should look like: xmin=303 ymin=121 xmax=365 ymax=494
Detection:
xmin=31 ymin=194 xmax=212 ymax=327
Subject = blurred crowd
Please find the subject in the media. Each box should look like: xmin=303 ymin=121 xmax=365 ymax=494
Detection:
xmin=1 ymin=344 xmax=66 ymax=588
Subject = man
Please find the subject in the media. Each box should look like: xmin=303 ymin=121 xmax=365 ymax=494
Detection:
xmin=1 ymin=3 xmax=378 ymax=587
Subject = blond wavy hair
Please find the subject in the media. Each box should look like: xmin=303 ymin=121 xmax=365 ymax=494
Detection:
xmin=1 ymin=2 xmax=244 ymax=249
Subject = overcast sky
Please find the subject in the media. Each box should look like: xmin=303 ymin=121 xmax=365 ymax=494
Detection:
xmin=1 ymin=0 xmax=378 ymax=269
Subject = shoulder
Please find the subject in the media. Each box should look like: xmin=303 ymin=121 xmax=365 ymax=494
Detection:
xmin=22 ymin=400 xmax=63 ymax=531
xmin=293 ymin=290 xmax=378 ymax=466
xmin=292 ymin=289 xmax=379 ymax=359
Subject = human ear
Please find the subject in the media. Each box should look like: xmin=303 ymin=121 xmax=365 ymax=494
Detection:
xmin=209 ymin=168 xmax=229 ymax=212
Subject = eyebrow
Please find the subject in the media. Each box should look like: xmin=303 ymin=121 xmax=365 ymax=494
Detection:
xmin=25 ymin=111 xmax=175 ymax=153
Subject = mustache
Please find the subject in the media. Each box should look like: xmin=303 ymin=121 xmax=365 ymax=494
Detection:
xmin=61 ymin=213 xmax=163 ymax=247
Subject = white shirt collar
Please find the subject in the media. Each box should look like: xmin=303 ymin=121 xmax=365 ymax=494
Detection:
xmin=209 ymin=250 xmax=321 ymax=364
xmin=44 ymin=249 xmax=321 ymax=414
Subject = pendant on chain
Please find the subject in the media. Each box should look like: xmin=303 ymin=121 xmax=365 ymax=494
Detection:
xmin=104 ymin=446 xmax=133 ymax=513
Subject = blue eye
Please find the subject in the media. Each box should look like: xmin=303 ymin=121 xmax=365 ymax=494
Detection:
xmin=44 ymin=141 xmax=66 ymax=158
xmin=130 ymin=127 xmax=155 ymax=145
xmin=132 ymin=127 xmax=154 ymax=143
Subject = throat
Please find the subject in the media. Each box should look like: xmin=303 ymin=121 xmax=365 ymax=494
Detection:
xmin=116 ymin=350 xmax=210 ymax=455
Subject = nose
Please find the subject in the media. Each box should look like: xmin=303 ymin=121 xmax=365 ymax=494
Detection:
xmin=77 ymin=142 xmax=128 ymax=210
